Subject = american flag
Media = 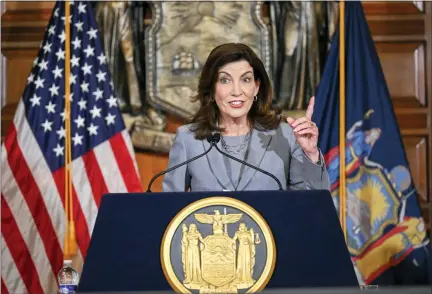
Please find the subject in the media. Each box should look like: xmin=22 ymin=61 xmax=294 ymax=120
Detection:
xmin=1 ymin=1 xmax=142 ymax=293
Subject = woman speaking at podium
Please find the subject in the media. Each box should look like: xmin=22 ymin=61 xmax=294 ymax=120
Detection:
xmin=162 ymin=43 xmax=330 ymax=192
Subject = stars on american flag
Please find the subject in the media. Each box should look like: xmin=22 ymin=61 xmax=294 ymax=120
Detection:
xmin=30 ymin=94 xmax=41 ymax=106
xmin=45 ymin=101 xmax=56 ymax=113
xmin=87 ymin=28 xmax=98 ymax=40
xmin=71 ymin=55 xmax=80 ymax=67
xmin=74 ymin=115 xmax=85 ymax=129
xmin=96 ymin=70 xmax=106 ymax=82
xmin=97 ymin=53 xmax=107 ymax=64
xmin=23 ymin=1 xmax=124 ymax=171
xmin=69 ymin=73 xmax=77 ymax=85
xmin=41 ymin=119 xmax=53 ymax=132
xmin=77 ymin=2 xmax=86 ymax=14
xmin=72 ymin=37 xmax=81 ymax=50
xmin=34 ymin=77 xmax=45 ymax=89
xmin=43 ymin=42 xmax=52 ymax=53
xmin=78 ymin=98 xmax=87 ymax=110
xmin=58 ymin=30 xmax=66 ymax=43
xmin=93 ymin=88 xmax=103 ymax=100
xmin=52 ymin=65 xmax=63 ymax=79
xmin=57 ymin=126 xmax=66 ymax=139
xmin=89 ymin=105 xmax=102 ymax=119
xmin=87 ymin=123 xmax=99 ymax=136
xmin=75 ymin=21 xmax=84 ymax=32
xmin=48 ymin=25 xmax=56 ymax=36
xmin=72 ymin=132 xmax=83 ymax=146
xmin=83 ymin=45 xmax=95 ymax=57
xmin=38 ymin=59 xmax=49 ymax=71
xmin=48 ymin=84 xmax=60 ymax=97
xmin=106 ymin=95 xmax=118 ymax=108
xmin=53 ymin=143 xmax=64 ymax=157
xmin=105 ymin=113 xmax=116 ymax=125
xmin=81 ymin=62 xmax=92 ymax=75
xmin=55 ymin=48 xmax=65 ymax=60
xmin=27 ymin=73 xmax=35 ymax=84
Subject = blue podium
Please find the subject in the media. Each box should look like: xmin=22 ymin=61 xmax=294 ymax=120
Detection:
xmin=78 ymin=190 xmax=358 ymax=292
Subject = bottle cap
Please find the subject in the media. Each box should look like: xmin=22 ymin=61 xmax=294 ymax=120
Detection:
xmin=64 ymin=260 xmax=73 ymax=266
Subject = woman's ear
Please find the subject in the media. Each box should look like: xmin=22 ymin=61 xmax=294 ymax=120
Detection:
xmin=254 ymin=79 xmax=261 ymax=96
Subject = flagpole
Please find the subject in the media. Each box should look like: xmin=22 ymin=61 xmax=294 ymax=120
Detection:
xmin=339 ymin=0 xmax=347 ymax=241
xmin=64 ymin=1 xmax=77 ymax=260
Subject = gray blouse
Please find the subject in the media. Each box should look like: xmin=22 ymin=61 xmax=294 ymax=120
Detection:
xmin=220 ymin=133 xmax=251 ymax=190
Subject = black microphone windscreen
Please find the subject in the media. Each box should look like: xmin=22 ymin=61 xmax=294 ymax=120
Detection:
xmin=212 ymin=133 xmax=221 ymax=143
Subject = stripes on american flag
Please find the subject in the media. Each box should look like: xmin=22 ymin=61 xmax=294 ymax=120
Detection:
xmin=1 ymin=1 xmax=142 ymax=293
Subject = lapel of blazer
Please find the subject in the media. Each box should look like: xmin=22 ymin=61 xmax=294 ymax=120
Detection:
xmin=236 ymin=128 xmax=273 ymax=191
xmin=202 ymin=137 xmax=235 ymax=191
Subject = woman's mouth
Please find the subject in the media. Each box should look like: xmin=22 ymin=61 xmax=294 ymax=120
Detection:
xmin=228 ymin=100 xmax=244 ymax=108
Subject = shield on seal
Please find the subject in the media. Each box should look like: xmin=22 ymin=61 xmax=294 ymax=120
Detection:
xmin=201 ymin=235 xmax=236 ymax=287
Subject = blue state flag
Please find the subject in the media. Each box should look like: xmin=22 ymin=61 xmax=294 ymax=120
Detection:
xmin=312 ymin=1 xmax=431 ymax=285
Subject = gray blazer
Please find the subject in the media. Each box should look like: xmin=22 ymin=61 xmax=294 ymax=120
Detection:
xmin=162 ymin=122 xmax=330 ymax=192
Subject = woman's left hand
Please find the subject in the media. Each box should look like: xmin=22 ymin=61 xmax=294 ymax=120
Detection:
xmin=286 ymin=97 xmax=320 ymax=163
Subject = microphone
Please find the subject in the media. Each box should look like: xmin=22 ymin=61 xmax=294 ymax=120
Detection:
xmin=146 ymin=134 xmax=218 ymax=192
xmin=210 ymin=133 xmax=283 ymax=190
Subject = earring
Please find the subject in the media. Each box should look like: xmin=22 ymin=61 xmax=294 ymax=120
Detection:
xmin=254 ymin=95 xmax=258 ymax=101
xmin=210 ymin=96 xmax=215 ymax=102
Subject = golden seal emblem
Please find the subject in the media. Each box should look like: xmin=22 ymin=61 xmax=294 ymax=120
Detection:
xmin=161 ymin=197 xmax=276 ymax=293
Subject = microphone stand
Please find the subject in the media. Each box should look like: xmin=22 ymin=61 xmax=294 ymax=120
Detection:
xmin=146 ymin=137 xmax=216 ymax=192
xmin=211 ymin=141 xmax=284 ymax=191
xmin=146 ymin=133 xmax=283 ymax=192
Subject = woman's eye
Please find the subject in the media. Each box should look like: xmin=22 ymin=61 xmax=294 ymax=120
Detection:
xmin=220 ymin=78 xmax=229 ymax=84
xmin=243 ymin=77 xmax=251 ymax=83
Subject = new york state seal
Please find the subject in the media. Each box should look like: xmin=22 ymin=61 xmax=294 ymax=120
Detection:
xmin=161 ymin=197 xmax=276 ymax=293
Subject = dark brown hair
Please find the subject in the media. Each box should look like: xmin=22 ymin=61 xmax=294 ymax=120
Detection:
xmin=189 ymin=43 xmax=282 ymax=140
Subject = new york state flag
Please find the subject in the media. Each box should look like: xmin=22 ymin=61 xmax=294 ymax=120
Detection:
xmin=312 ymin=1 xmax=431 ymax=285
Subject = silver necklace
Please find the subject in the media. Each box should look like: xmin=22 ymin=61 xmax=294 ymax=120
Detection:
xmin=221 ymin=130 xmax=252 ymax=155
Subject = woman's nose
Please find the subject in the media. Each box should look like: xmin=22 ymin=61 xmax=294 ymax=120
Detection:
xmin=231 ymin=82 xmax=242 ymax=96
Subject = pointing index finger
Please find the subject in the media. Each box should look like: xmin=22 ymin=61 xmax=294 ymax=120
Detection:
xmin=306 ymin=96 xmax=315 ymax=119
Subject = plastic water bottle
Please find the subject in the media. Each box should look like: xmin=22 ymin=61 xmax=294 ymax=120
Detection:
xmin=58 ymin=260 xmax=79 ymax=293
